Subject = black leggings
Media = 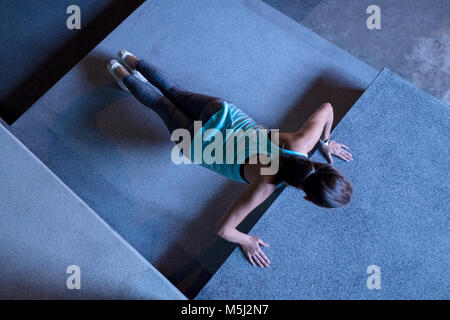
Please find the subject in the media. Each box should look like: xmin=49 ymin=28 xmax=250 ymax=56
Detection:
xmin=123 ymin=60 xmax=224 ymax=135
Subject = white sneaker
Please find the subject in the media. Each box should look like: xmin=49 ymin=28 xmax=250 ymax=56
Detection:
xmin=118 ymin=50 xmax=147 ymax=83
xmin=107 ymin=60 xmax=129 ymax=92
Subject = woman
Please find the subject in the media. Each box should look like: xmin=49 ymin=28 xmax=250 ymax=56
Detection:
xmin=108 ymin=50 xmax=353 ymax=268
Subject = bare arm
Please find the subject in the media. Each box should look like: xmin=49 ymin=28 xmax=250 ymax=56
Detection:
xmin=216 ymin=181 xmax=275 ymax=267
xmin=292 ymin=102 xmax=334 ymax=154
xmin=293 ymin=103 xmax=353 ymax=163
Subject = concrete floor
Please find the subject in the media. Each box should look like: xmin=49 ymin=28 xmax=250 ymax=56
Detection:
xmin=264 ymin=0 xmax=450 ymax=105
xmin=0 ymin=121 xmax=185 ymax=300
xmin=0 ymin=0 xmax=143 ymax=124
xmin=0 ymin=0 xmax=447 ymax=125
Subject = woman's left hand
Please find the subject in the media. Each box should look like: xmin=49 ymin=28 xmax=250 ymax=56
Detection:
xmin=240 ymin=235 xmax=270 ymax=267
xmin=320 ymin=140 xmax=353 ymax=164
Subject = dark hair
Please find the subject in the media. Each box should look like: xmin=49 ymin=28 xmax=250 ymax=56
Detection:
xmin=276 ymin=152 xmax=352 ymax=208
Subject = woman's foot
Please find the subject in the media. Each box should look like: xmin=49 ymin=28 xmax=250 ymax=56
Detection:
xmin=119 ymin=50 xmax=139 ymax=68
xmin=107 ymin=60 xmax=130 ymax=92
xmin=118 ymin=50 xmax=147 ymax=82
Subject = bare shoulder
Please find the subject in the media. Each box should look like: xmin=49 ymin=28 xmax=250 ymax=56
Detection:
xmin=275 ymin=132 xmax=310 ymax=155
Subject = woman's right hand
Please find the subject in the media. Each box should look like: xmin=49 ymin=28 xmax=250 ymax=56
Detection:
xmin=240 ymin=235 xmax=270 ymax=267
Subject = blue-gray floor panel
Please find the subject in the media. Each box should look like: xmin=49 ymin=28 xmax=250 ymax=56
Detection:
xmin=0 ymin=123 xmax=185 ymax=299
xmin=196 ymin=69 xmax=450 ymax=299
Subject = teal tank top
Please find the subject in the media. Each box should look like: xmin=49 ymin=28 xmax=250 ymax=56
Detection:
xmin=187 ymin=101 xmax=308 ymax=184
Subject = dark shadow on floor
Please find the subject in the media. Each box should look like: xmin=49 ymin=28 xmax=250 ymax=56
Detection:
xmin=0 ymin=0 xmax=144 ymax=125
xmin=156 ymin=184 xmax=283 ymax=299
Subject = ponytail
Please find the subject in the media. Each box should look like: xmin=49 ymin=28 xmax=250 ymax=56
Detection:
xmin=277 ymin=151 xmax=353 ymax=208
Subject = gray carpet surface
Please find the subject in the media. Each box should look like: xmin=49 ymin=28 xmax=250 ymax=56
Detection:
xmin=196 ymin=69 xmax=450 ymax=299
xmin=0 ymin=123 xmax=185 ymax=299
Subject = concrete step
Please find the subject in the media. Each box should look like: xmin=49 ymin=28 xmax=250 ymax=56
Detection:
xmin=11 ymin=0 xmax=378 ymax=297
xmin=238 ymin=0 xmax=377 ymax=81
xmin=0 ymin=122 xmax=185 ymax=299
xmin=196 ymin=69 xmax=450 ymax=299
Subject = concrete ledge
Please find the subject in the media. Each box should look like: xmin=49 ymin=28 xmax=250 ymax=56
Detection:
xmin=0 ymin=123 xmax=185 ymax=299
xmin=0 ymin=116 xmax=8 ymax=129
